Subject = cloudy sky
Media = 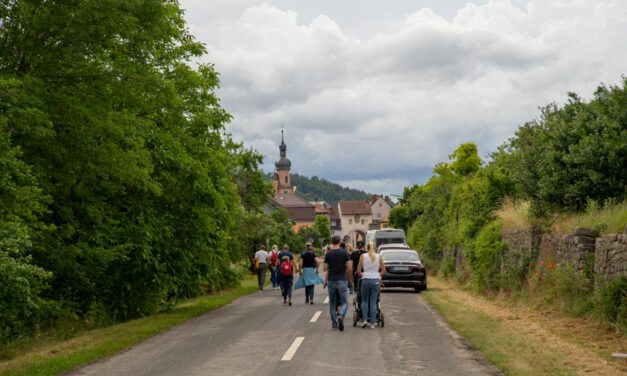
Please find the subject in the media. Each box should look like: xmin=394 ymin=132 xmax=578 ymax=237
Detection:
xmin=180 ymin=0 xmax=627 ymax=197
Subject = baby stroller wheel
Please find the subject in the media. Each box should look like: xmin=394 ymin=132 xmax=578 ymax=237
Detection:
xmin=379 ymin=312 xmax=385 ymax=327
xmin=353 ymin=312 xmax=358 ymax=327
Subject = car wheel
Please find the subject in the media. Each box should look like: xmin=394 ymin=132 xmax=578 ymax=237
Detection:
xmin=414 ymin=286 xmax=421 ymax=293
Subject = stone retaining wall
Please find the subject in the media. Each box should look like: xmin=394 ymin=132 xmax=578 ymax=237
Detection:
xmin=501 ymin=226 xmax=627 ymax=284
xmin=595 ymin=231 xmax=627 ymax=282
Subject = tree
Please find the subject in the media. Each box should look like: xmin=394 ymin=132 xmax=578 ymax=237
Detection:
xmin=313 ymin=215 xmax=331 ymax=248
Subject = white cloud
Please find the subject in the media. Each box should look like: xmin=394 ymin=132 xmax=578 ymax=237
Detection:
xmin=182 ymin=0 xmax=627 ymax=196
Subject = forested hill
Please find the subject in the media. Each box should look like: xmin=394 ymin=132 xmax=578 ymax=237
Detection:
xmin=274 ymin=173 xmax=370 ymax=205
xmin=292 ymin=174 xmax=371 ymax=205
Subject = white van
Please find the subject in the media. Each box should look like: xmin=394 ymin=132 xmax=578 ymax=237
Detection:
xmin=365 ymin=228 xmax=406 ymax=250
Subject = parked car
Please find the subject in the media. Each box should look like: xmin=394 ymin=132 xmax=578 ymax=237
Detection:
xmin=365 ymin=228 xmax=406 ymax=249
xmin=380 ymin=249 xmax=427 ymax=293
xmin=378 ymin=243 xmax=410 ymax=252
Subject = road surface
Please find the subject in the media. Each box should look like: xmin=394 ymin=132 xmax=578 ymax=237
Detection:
xmin=70 ymin=279 xmax=501 ymax=376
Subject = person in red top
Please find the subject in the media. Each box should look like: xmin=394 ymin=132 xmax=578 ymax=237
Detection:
xmin=269 ymin=244 xmax=280 ymax=289
xmin=280 ymin=255 xmax=295 ymax=305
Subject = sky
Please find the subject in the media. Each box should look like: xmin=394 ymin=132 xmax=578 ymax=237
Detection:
xmin=180 ymin=0 xmax=627 ymax=197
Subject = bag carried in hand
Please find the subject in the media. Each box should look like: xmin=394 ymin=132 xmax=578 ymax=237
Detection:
xmin=280 ymin=260 xmax=293 ymax=276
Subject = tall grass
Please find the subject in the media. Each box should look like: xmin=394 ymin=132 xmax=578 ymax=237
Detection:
xmin=494 ymin=198 xmax=531 ymax=229
xmin=495 ymin=198 xmax=627 ymax=235
xmin=552 ymin=199 xmax=627 ymax=234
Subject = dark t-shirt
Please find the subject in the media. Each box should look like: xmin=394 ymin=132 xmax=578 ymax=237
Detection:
xmin=301 ymin=251 xmax=317 ymax=268
xmin=350 ymin=250 xmax=367 ymax=275
xmin=278 ymin=251 xmax=293 ymax=262
xmin=324 ymin=248 xmax=350 ymax=281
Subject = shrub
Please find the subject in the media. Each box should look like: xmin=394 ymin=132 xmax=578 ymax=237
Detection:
xmin=0 ymin=253 xmax=52 ymax=342
xmin=467 ymin=220 xmax=507 ymax=294
xmin=527 ymin=262 xmax=592 ymax=316
xmin=595 ymin=277 xmax=627 ymax=332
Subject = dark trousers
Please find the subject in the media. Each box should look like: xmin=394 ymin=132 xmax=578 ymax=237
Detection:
xmin=257 ymin=263 xmax=267 ymax=290
xmin=281 ymin=276 xmax=293 ymax=301
xmin=305 ymin=285 xmax=314 ymax=302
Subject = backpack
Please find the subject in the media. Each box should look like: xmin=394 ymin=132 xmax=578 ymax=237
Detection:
xmin=270 ymin=252 xmax=278 ymax=267
xmin=280 ymin=260 xmax=293 ymax=276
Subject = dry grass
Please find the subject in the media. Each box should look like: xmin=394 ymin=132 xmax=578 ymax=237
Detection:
xmin=552 ymin=200 xmax=627 ymax=234
xmin=424 ymin=277 xmax=627 ymax=375
xmin=494 ymin=198 xmax=531 ymax=229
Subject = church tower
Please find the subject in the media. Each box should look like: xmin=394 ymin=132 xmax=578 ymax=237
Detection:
xmin=274 ymin=130 xmax=292 ymax=194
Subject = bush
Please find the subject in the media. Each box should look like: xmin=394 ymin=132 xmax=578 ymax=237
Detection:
xmin=0 ymin=253 xmax=52 ymax=342
xmin=595 ymin=277 xmax=627 ymax=332
xmin=467 ymin=220 xmax=507 ymax=293
xmin=527 ymin=262 xmax=592 ymax=316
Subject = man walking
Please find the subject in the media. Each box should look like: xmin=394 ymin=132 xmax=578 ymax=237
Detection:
xmin=350 ymin=240 xmax=367 ymax=324
xmin=255 ymin=245 xmax=269 ymax=290
xmin=323 ymin=235 xmax=351 ymax=331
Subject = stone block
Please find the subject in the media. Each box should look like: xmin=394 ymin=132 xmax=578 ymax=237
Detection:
xmin=573 ymin=227 xmax=599 ymax=238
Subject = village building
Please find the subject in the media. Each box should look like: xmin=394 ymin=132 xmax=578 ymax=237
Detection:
xmin=369 ymin=195 xmax=392 ymax=229
xmin=267 ymin=132 xmax=316 ymax=232
xmin=337 ymin=200 xmax=372 ymax=245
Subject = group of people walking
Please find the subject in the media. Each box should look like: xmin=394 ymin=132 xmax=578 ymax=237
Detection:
xmin=254 ymin=234 xmax=384 ymax=331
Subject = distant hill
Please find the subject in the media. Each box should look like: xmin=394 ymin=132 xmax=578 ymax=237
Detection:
xmin=290 ymin=174 xmax=370 ymax=206
xmin=267 ymin=173 xmax=371 ymax=206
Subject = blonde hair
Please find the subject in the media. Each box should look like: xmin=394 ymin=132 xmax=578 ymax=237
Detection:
xmin=272 ymin=244 xmax=278 ymax=252
xmin=367 ymin=241 xmax=376 ymax=263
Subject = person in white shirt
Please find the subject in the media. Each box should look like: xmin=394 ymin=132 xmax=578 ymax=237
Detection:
xmin=356 ymin=242 xmax=385 ymax=328
xmin=255 ymin=245 xmax=269 ymax=290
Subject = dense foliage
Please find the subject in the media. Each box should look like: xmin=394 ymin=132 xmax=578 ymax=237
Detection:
xmin=391 ymin=79 xmax=626 ymax=309
xmin=289 ymin=173 xmax=370 ymax=205
xmin=0 ymin=0 xmax=271 ymax=340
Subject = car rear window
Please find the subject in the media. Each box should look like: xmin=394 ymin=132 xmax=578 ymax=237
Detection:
xmin=382 ymin=251 xmax=420 ymax=262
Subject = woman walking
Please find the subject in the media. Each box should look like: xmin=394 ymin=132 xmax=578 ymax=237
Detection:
xmin=269 ymin=244 xmax=280 ymax=289
xmin=357 ymin=241 xmax=384 ymax=328
xmin=280 ymin=255 xmax=295 ymax=305
xmin=295 ymin=243 xmax=323 ymax=304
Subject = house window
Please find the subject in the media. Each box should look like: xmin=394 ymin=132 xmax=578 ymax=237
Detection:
xmin=285 ymin=176 xmax=288 ymax=183
xmin=349 ymin=219 xmax=352 ymax=224
xmin=355 ymin=215 xmax=360 ymax=222
xmin=377 ymin=213 xmax=381 ymax=218
xmin=331 ymin=221 xmax=336 ymax=226
xmin=379 ymin=203 xmax=382 ymax=207
xmin=361 ymin=219 xmax=365 ymax=224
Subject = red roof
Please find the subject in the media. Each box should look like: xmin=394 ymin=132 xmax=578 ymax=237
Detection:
xmin=270 ymin=192 xmax=313 ymax=208
xmin=339 ymin=200 xmax=372 ymax=215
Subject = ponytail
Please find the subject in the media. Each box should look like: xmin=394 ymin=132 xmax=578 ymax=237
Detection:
xmin=367 ymin=241 xmax=376 ymax=263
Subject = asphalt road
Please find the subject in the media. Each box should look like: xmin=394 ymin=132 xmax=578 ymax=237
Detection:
xmin=69 ymin=278 xmax=501 ymax=376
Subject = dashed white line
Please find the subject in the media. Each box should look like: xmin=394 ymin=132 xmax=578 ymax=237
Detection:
xmin=310 ymin=311 xmax=322 ymax=322
xmin=281 ymin=337 xmax=305 ymax=361
xmin=323 ymin=296 xmax=329 ymax=303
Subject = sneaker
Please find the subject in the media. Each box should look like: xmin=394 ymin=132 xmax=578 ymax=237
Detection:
xmin=369 ymin=323 xmax=376 ymax=329
xmin=288 ymin=301 xmax=292 ymax=306
xmin=338 ymin=316 xmax=344 ymax=331
xmin=332 ymin=322 xmax=338 ymax=329
xmin=361 ymin=321 xmax=368 ymax=328
xmin=310 ymin=301 xmax=314 ymax=305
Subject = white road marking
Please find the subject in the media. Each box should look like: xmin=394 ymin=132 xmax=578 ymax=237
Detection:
xmin=323 ymin=296 xmax=329 ymax=303
xmin=281 ymin=337 xmax=305 ymax=361
xmin=309 ymin=311 xmax=322 ymax=322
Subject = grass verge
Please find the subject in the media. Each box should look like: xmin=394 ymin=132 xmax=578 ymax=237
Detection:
xmin=0 ymin=276 xmax=258 ymax=376
xmin=423 ymin=277 xmax=626 ymax=376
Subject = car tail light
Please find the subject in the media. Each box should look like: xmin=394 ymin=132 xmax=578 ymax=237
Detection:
xmin=413 ymin=264 xmax=425 ymax=271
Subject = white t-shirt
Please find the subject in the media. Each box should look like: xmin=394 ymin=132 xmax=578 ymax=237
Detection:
xmin=361 ymin=254 xmax=381 ymax=280
xmin=255 ymin=250 xmax=269 ymax=264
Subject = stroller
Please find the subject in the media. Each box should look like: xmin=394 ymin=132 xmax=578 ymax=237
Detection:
xmin=352 ymin=278 xmax=384 ymax=327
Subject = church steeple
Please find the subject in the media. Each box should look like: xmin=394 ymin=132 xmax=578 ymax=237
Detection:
xmin=275 ymin=129 xmax=291 ymax=171
xmin=274 ymin=130 xmax=291 ymax=194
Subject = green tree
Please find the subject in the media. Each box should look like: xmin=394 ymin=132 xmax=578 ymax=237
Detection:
xmin=313 ymin=214 xmax=331 ymax=248
xmin=0 ymin=0 xmax=267 ymax=321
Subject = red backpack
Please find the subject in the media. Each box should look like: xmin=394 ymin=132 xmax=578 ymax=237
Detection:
xmin=280 ymin=260 xmax=293 ymax=276
xmin=270 ymin=251 xmax=278 ymax=267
